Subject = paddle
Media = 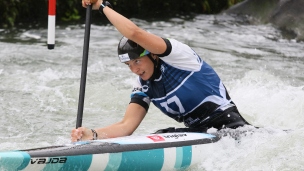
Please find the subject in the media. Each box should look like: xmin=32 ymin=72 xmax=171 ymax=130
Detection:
xmin=76 ymin=5 xmax=92 ymax=128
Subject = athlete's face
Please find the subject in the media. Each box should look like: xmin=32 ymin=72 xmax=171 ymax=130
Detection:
xmin=125 ymin=55 xmax=154 ymax=81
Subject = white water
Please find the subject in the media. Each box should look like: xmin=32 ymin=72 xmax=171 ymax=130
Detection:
xmin=0 ymin=14 xmax=304 ymax=170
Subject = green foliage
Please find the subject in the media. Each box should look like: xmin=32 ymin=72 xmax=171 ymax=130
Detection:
xmin=227 ymin=0 xmax=244 ymax=7
xmin=0 ymin=0 xmax=244 ymax=28
xmin=0 ymin=0 xmax=82 ymax=28
xmin=61 ymin=8 xmax=81 ymax=21
xmin=0 ymin=0 xmax=48 ymax=28
xmin=0 ymin=0 xmax=19 ymax=28
xmin=108 ymin=0 xmax=245 ymax=18
xmin=56 ymin=0 xmax=82 ymax=22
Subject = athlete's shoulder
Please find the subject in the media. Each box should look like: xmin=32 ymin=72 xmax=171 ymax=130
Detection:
xmin=160 ymin=38 xmax=202 ymax=71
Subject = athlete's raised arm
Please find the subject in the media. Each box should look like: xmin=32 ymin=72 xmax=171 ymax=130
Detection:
xmin=82 ymin=0 xmax=167 ymax=55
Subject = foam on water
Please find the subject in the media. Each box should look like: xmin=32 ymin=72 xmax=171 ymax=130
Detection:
xmin=0 ymin=14 xmax=303 ymax=170
xmin=232 ymin=70 xmax=304 ymax=129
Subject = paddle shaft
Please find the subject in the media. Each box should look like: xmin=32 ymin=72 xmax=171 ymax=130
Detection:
xmin=76 ymin=5 xmax=92 ymax=128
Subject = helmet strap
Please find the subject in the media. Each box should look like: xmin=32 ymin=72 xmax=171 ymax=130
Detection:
xmin=147 ymin=53 xmax=161 ymax=81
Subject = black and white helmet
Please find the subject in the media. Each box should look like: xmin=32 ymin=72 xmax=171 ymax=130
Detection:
xmin=117 ymin=36 xmax=150 ymax=63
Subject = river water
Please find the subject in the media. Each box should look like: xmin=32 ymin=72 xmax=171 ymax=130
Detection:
xmin=0 ymin=14 xmax=304 ymax=170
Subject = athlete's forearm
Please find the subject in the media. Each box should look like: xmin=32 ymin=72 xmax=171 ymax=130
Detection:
xmin=103 ymin=7 xmax=140 ymax=40
xmin=102 ymin=4 xmax=167 ymax=54
xmin=94 ymin=121 xmax=135 ymax=139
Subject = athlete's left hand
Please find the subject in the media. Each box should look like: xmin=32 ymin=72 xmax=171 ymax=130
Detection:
xmin=82 ymin=0 xmax=102 ymax=10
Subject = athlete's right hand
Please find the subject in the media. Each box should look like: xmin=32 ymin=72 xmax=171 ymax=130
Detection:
xmin=82 ymin=0 xmax=102 ymax=10
xmin=71 ymin=127 xmax=93 ymax=142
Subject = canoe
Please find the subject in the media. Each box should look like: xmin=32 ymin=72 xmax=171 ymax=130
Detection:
xmin=0 ymin=132 xmax=220 ymax=171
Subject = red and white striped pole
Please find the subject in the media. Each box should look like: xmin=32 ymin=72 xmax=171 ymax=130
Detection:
xmin=47 ymin=0 xmax=56 ymax=49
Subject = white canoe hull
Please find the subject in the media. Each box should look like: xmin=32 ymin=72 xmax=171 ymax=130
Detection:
xmin=0 ymin=132 xmax=220 ymax=171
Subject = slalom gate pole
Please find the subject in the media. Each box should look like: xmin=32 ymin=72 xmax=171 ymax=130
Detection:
xmin=47 ymin=0 xmax=56 ymax=49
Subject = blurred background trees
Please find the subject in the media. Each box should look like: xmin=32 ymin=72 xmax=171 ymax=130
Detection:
xmin=0 ymin=0 xmax=244 ymax=28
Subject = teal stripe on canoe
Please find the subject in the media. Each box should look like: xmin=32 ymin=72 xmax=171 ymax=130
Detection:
xmin=17 ymin=151 xmax=31 ymax=170
xmin=117 ymin=149 xmax=164 ymax=171
xmin=175 ymin=146 xmax=192 ymax=169
xmin=0 ymin=151 xmax=30 ymax=170
xmin=41 ymin=154 xmax=92 ymax=171
xmin=105 ymin=153 xmax=122 ymax=171
xmin=175 ymin=147 xmax=183 ymax=168
xmin=181 ymin=146 xmax=192 ymax=168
